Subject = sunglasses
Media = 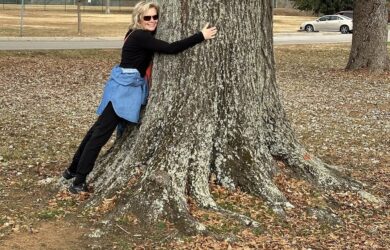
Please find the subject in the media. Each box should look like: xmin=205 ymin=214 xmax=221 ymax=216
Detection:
xmin=143 ymin=15 xmax=159 ymax=21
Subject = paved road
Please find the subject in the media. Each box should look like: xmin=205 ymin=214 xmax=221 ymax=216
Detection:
xmin=274 ymin=33 xmax=352 ymax=45
xmin=0 ymin=33 xmax=389 ymax=50
xmin=0 ymin=37 xmax=123 ymax=50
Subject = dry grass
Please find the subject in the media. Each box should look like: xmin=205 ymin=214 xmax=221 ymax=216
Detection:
xmin=0 ymin=5 xmax=132 ymax=37
xmin=0 ymin=5 xmax=314 ymax=36
xmin=274 ymin=15 xmax=314 ymax=33
xmin=274 ymin=7 xmax=313 ymax=16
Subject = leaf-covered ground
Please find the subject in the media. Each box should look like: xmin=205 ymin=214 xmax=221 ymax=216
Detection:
xmin=0 ymin=45 xmax=389 ymax=249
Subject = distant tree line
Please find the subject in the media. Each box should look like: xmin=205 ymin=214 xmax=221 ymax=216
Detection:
xmin=290 ymin=0 xmax=353 ymax=15
xmin=291 ymin=0 xmax=390 ymax=15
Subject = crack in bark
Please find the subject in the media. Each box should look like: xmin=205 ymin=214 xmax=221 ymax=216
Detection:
xmin=347 ymin=0 xmax=390 ymax=71
xmin=72 ymin=0 xmax=379 ymax=236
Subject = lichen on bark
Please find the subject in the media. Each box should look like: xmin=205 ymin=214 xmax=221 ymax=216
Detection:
xmin=81 ymin=0 xmax=374 ymax=234
xmin=346 ymin=0 xmax=390 ymax=72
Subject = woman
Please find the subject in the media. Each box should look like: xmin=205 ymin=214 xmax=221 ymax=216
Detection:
xmin=62 ymin=1 xmax=218 ymax=194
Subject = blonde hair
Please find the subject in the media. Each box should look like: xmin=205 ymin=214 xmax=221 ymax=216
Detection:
xmin=129 ymin=1 xmax=160 ymax=30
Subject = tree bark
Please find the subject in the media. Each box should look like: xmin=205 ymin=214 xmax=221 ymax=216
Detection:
xmin=346 ymin=0 xmax=390 ymax=72
xmin=105 ymin=0 xmax=111 ymax=14
xmin=85 ymin=0 xmax=363 ymax=234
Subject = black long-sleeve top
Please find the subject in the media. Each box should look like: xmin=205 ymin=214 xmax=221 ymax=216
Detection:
xmin=119 ymin=29 xmax=205 ymax=77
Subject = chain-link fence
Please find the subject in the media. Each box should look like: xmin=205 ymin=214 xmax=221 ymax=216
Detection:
xmin=1 ymin=0 xmax=138 ymax=12
xmin=0 ymin=0 xmax=141 ymax=36
xmin=273 ymin=0 xmax=293 ymax=8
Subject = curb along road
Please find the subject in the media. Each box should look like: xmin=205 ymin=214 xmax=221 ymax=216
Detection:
xmin=0 ymin=32 xmax=389 ymax=50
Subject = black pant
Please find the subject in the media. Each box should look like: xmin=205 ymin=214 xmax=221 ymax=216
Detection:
xmin=68 ymin=102 xmax=123 ymax=183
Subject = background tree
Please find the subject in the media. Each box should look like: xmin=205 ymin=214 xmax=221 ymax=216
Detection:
xmin=77 ymin=0 xmax=82 ymax=35
xmin=105 ymin=0 xmax=111 ymax=14
xmin=290 ymin=0 xmax=354 ymax=15
xmin=83 ymin=0 xmax=371 ymax=234
xmin=346 ymin=0 xmax=390 ymax=72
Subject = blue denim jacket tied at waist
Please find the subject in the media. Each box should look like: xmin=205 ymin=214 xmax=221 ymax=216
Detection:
xmin=96 ymin=65 xmax=148 ymax=123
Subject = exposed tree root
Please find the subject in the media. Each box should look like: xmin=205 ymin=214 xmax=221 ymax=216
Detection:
xmin=113 ymin=170 xmax=209 ymax=235
xmin=57 ymin=113 xmax=379 ymax=237
xmin=262 ymin=70 xmax=385 ymax=212
xmin=306 ymin=207 xmax=343 ymax=226
xmin=357 ymin=190 xmax=385 ymax=206
xmin=49 ymin=0 xmax=385 ymax=239
xmin=79 ymin=125 xmax=370 ymax=235
xmin=283 ymin=145 xmax=362 ymax=191
xmin=270 ymin=139 xmax=384 ymax=212
xmin=187 ymin=166 xmax=262 ymax=228
xmin=71 ymin=64 xmax=378 ymax=238
xmin=210 ymin=206 xmax=261 ymax=228
xmin=276 ymin=137 xmax=383 ymax=207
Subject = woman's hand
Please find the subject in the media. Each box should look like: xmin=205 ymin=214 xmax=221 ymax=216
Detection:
xmin=201 ymin=23 xmax=218 ymax=40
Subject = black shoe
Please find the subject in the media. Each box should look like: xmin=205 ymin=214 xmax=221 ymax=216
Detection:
xmin=68 ymin=182 xmax=89 ymax=194
xmin=62 ymin=169 xmax=76 ymax=180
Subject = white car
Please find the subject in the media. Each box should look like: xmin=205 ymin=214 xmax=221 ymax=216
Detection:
xmin=300 ymin=15 xmax=353 ymax=34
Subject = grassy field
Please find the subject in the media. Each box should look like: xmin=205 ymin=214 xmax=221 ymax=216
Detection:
xmin=0 ymin=5 xmax=314 ymax=37
xmin=0 ymin=45 xmax=389 ymax=249
xmin=0 ymin=6 xmax=133 ymax=37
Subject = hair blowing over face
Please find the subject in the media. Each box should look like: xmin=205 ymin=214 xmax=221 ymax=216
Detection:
xmin=129 ymin=1 xmax=160 ymax=31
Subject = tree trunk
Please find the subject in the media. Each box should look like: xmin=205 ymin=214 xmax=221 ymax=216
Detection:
xmin=77 ymin=0 xmax=82 ymax=36
xmin=346 ymin=0 xmax=390 ymax=72
xmin=85 ymin=0 xmax=363 ymax=234
xmin=105 ymin=0 xmax=111 ymax=14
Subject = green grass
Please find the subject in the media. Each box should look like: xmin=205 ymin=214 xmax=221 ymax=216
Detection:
xmin=252 ymin=227 xmax=265 ymax=236
xmin=37 ymin=209 xmax=65 ymax=220
xmin=208 ymin=223 xmax=242 ymax=234
xmin=156 ymin=221 xmax=167 ymax=230
xmin=0 ymin=217 xmax=7 ymax=226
